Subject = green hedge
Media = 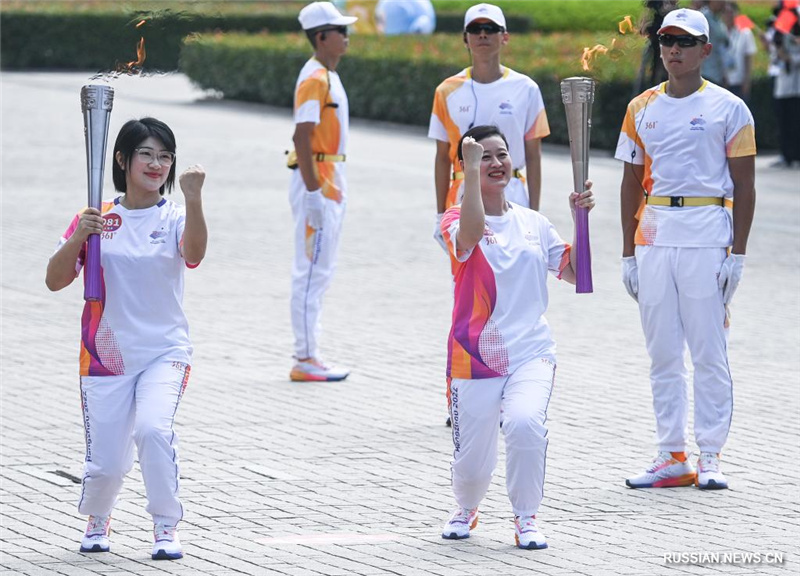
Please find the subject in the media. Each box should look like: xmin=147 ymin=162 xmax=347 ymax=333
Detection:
xmin=0 ymin=8 xmax=301 ymax=70
xmin=432 ymin=0 xmax=774 ymax=32
xmin=181 ymin=32 xmax=776 ymax=151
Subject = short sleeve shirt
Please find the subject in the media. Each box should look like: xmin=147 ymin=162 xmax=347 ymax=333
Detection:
xmin=55 ymin=197 xmax=194 ymax=376
xmin=614 ymin=81 xmax=756 ymax=247
xmin=428 ymin=67 xmax=550 ymax=171
xmin=441 ymin=203 xmax=570 ymax=380
xmin=294 ymin=57 xmax=349 ymax=203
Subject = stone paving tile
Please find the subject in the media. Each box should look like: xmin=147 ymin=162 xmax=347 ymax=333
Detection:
xmin=2 ymin=72 xmax=799 ymax=575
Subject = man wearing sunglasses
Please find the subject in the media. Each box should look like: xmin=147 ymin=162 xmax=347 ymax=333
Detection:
xmin=429 ymin=3 xmax=550 ymax=252
xmin=616 ymin=8 xmax=756 ymax=492
xmin=287 ymin=2 xmax=357 ymax=382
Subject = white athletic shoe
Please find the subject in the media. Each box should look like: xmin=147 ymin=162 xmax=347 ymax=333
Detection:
xmin=290 ymin=358 xmax=350 ymax=382
xmin=441 ymin=507 xmax=479 ymax=539
xmin=514 ymin=515 xmax=548 ymax=550
xmin=696 ymin=452 xmax=728 ymax=490
xmin=79 ymin=515 xmax=111 ymax=553
xmin=152 ymin=523 xmax=183 ymax=560
xmin=626 ymin=451 xmax=696 ymax=488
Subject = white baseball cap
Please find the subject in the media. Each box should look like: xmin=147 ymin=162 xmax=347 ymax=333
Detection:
xmin=298 ymin=2 xmax=358 ymax=31
xmin=658 ymin=8 xmax=710 ymax=38
xmin=464 ymin=3 xmax=506 ymax=30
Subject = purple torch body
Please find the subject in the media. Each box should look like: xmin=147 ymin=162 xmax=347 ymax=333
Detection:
xmin=80 ymin=85 xmax=114 ymax=301
xmin=560 ymin=77 xmax=595 ymax=294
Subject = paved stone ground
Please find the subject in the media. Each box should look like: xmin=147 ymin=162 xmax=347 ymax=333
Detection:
xmin=1 ymin=72 xmax=798 ymax=576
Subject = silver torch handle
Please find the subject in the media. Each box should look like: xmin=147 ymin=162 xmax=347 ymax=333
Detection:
xmin=560 ymin=76 xmax=595 ymax=294
xmin=80 ymin=84 xmax=114 ymax=302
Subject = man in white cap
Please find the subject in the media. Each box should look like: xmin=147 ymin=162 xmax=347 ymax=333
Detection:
xmin=616 ymin=8 xmax=756 ymax=490
xmin=288 ymin=2 xmax=356 ymax=381
xmin=430 ymin=3 xmax=550 ymax=429
xmin=429 ymin=2 xmax=550 ymax=242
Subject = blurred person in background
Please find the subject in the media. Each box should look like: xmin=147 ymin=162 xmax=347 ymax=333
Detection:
xmin=723 ymin=2 xmax=758 ymax=104
xmin=699 ymin=0 xmax=730 ymax=85
xmin=375 ymin=0 xmax=435 ymax=35
xmin=635 ymin=0 xmax=680 ymax=95
xmin=770 ymin=1 xmax=800 ymax=168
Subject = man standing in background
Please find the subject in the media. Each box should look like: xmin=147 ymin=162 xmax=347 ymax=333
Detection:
xmin=429 ymin=3 xmax=550 ymax=252
xmin=288 ymin=2 xmax=357 ymax=382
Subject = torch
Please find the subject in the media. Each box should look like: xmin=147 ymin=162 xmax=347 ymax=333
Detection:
xmin=80 ymin=85 xmax=114 ymax=301
xmin=560 ymin=77 xmax=595 ymax=294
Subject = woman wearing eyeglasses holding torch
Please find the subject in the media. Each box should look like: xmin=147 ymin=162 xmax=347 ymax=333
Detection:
xmin=46 ymin=117 xmax=207 ymax=561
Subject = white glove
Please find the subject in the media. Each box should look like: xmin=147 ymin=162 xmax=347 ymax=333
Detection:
xmin=621 ymin=256 xmax=639 ymax=302
xmin=304 ymin=188 xmax=325 ymax=230
xmin=718 ymin=253 xmax=745 ymax=305
xmin=433 ymin=213 xmax=448 ymax=253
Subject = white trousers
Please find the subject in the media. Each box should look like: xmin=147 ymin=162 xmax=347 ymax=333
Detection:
xmin=449 ymin=358 xmax=555 ymax=517
xmin=636 ymin=245 xmax=733 ymax=453
xmin=289 ymin=177 xmax=346 ymax=360
xmin=78 ymin=361 xmax=190 ymax=525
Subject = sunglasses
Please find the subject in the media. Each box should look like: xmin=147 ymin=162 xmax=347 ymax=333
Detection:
xmin=319 ymin=25 xmax=348 ymax=37
xmin=465 ymin=22 xmax=504 ymax=35
xmin=658 ymin=34 xmax=706 ymax=48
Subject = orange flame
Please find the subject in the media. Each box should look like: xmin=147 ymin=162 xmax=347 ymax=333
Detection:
xmin=581 ymin=43 xmax=609 ymax=71
xmin=618 ymin=15 xmax=634 ymax=34
xmin=116 ymin=37 xmax=146 ymax=74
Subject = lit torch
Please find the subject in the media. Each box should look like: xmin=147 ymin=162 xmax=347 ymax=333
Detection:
xmin=560 ymin=77 xmax=595 ymax=294
xmin=80 ymin=85 xmax=114 ymax=301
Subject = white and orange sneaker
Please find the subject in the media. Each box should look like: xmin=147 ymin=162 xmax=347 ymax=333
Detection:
xmin=152 ymin=523 xmax=183 ymax=560
xmin=79 ymin=515 xmax=111 ymax=553
xmin=696 ymin=452 xmax=728 ymax=490
xmin=626 ymin=451 xmax=696 ymax=488
xmin=514 ymin=515 xmax=548 ymax=550
xmin=290 ymin=358 xmax=349 ymax=382
xmin=441 ymin=507 xmax=479 ymax=539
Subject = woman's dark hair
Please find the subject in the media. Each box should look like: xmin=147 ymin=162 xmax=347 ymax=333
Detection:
xmin=457 ymin=125 xmax=509 ymax=161
xmin=112 ymin=117 xmax=177 ymax=195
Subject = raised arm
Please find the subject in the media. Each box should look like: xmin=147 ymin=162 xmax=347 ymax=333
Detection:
xmin=456 ymin=137 xmax=486 ymax=252
xmin=179 ymin=165 xmax=208 ymax=266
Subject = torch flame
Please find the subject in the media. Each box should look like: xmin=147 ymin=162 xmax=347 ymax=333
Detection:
xmin=117 ymin=37 xmax=146 ymax=74
xmin=618 ymin=15 xmax=634 ymax=35
xmin=581 ymin=43 xmax=609 ymax=71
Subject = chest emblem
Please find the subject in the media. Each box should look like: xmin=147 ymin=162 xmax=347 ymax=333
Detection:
xmin=689 ymin=117 xmax=706 ymax=131
xmin=150 ymin=228 xmax=168 ymax=244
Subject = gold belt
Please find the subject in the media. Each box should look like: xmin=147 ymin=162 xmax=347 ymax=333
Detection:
xmin=646 ymin=196 xmax=732 ymax=208
xmin=315 ymin=153 xmax=346 ymax=162
xmin=452 ymin=168 xmax=523 ymax=181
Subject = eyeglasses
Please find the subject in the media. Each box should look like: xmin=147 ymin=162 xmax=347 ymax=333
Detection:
xmin=134 ymin=147 xmax=176 ymax=166
xmin=658 ymin=34 xmax=706 ymax=48
xmin=319 ymin=25 xmax=348 ymax=37
xmin=465 ymin=22 xmax=504 ymax=35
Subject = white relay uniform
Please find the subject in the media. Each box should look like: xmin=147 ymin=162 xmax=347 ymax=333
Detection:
xmin=429 ymin=67 xmax=550 ymax=209
xmin=55 ymin=197 xmax=197 ymax=526
xmin=289 ymin=57 xmax=349 ymax=360
xmin=441 ymin=204 xmax=570 ymax=517
xmin=615 ymin=80 xmax=756 ymax=453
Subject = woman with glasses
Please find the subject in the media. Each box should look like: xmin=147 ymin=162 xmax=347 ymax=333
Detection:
xmin=617 ymin=8 xmax=755 ymax=491
xmin=46 ymin=117 xmax=208 ymax=560
xmin=440 ymin=125 xmax=595 ymax=550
